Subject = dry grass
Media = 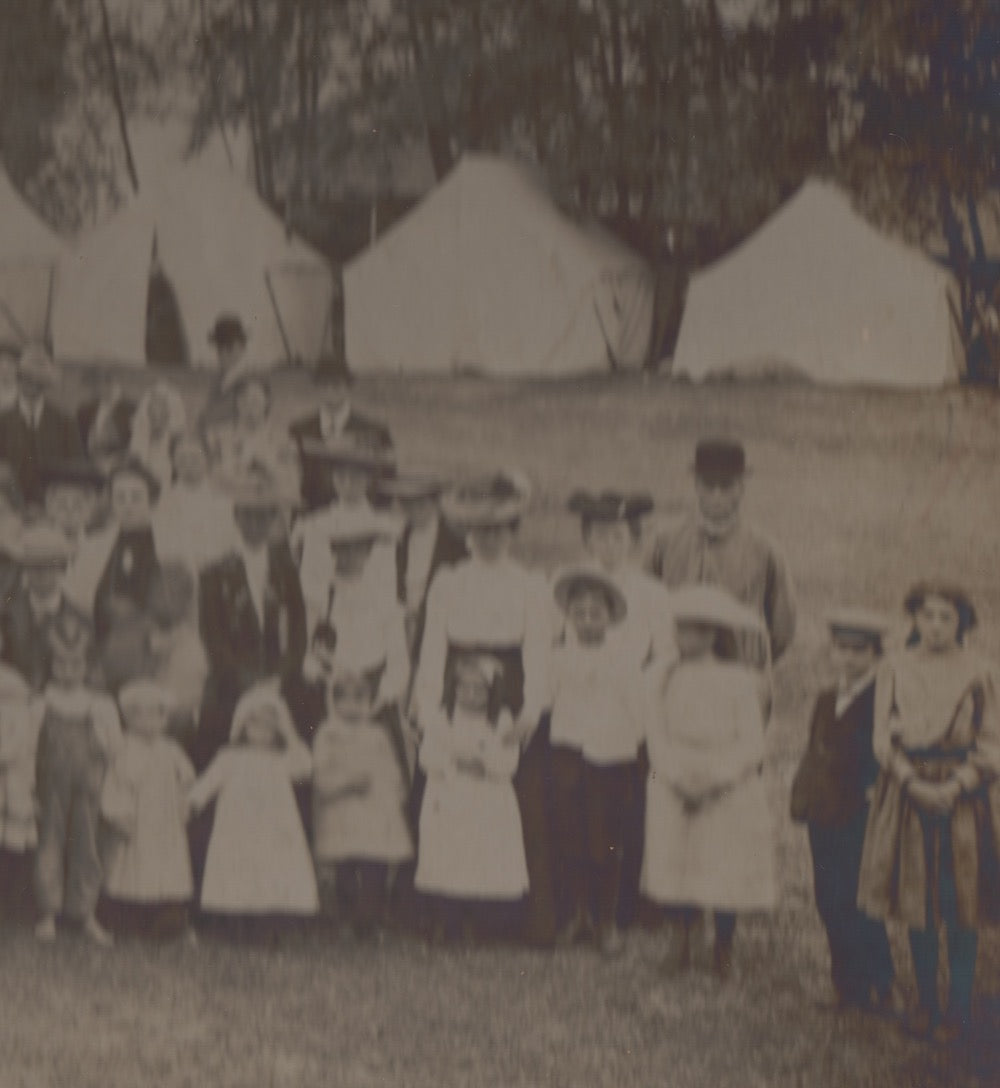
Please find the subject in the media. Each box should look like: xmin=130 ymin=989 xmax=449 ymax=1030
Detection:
xmin=10 ymin=368 xmax=997 ymax=1087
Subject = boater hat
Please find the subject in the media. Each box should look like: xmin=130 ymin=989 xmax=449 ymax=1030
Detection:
xmin=552 ymin=564 xmax=628 ymax=625
xmin=670 ymin=584 xmax=764 ymax=634
xmin=566 ymin=490 xmax=653 ymax=523
xmin=300 ymin=435 xmax=395 ymax=476
xmin=374 ymin=469 xmax=449 ymax=503
xmin=325 ymin=506 xmax=396 ymax=549
xmin=824 ymin=606 xmax=891 ymax=648
xmin=693 ymin=439 xmax=747 ymax=481
xmin=440 ymin=470 xmax=532 ymax=530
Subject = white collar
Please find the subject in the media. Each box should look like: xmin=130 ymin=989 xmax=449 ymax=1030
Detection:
xmin=320 ymin=401 xmax=352 ymax=437
xmin=835 ymin=672 xmax=874 ymax=714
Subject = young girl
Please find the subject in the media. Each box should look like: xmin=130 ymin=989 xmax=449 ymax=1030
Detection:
xmin=187 ymin=684 xmax=318 ymax=926
xmin=549 ymin=565 xmax=646 ymax=957
xmin=312 ymin=658 xmax=414 ymax=938
xmin=100 ymin=680 xmax=195 ymax=941
xmin=34 ymin=612 xmax=121 ymax=945
xmin=642 ymin=584 xmax=776 ymax=980
xmin=858 ymin=583 xmax=1000 ymax=1043
xmin=415 ymin=651 xmax=528 ymax=941
xmin=0 ymin=656 xmax=38 ymax=922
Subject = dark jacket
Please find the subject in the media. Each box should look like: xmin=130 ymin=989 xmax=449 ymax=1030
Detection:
xmin=791 ymin=681 xmax=880 ymax=828
xmin=289 ymin=409 xmax=394 ymax=512
xmin=1 ymin=586 xmax=83 ymax=691
xmin=0 ymin=402 xmax=84 ymax=506
xmin=76 ymin=395 xmax=137 ymax=461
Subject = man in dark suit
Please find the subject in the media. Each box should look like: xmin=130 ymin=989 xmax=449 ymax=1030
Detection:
xmin=195 ymin=472 xmax=307 ymax=771
xmin=289 ymin=359 xmax=394 ymax=512
xmin=75 ymin=366 xmax=136 ymax=470
xmin=0 ymin=344 xmax=83 ymax=507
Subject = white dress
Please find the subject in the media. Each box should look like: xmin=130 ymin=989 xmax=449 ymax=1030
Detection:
xmin=415 ymin=709 xmax=528 ymax=900
xmin=312 ymin=717 xmax=413 ymax=865
xmin=102 ymin=734 xmax=194 ymax=903
xmin=153 ymin=482 xmax=238 ymax=575
xmin=190 ymin=744 xmax=319 ymax=915
xmin=642 ymin=660 xmax=776 ymax=911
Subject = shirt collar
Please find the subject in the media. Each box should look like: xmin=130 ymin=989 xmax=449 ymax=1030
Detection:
xmin=835 ymin=671 xmax=874 ymax=714
xmin=320 ymin=401 xmax=352 ymax=439
xmin=19 ymin=396 xmax=42 ymax=426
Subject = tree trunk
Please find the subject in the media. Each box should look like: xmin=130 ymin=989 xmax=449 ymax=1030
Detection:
xmin=405 ymin=0 xmax=454 ymax=179
xmin=98 ymin=0 xmax=139 ymax=194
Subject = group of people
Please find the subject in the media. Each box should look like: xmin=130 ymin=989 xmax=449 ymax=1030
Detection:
xmin=0 ymin=318 xmax=997 ymax=1049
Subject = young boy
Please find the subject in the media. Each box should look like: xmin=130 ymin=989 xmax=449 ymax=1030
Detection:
xmin=33 ymin=611 xmax=121 ymax=945
xmin=791 ymin=607 xmax=896 ymax=1012
xmin=549 ymin=565 xmax=647 ymax=956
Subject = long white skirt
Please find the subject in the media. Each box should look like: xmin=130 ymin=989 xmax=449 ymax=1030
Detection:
xmin=416 ymin=774 xmax=528 ymax=900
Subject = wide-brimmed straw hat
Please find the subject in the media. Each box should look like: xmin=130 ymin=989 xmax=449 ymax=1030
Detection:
xmin=230 ymin=683 xmax=297 ymax=745
xmin=374 ymin=469 xmax=449 ymax=502
xmin=670 ymin=584 xmax=764 ymax=633
xmin=552 ymin=564 xmax=628 ymax=625
xmin=440 ymin=470 xmax=532 ymax=530
xmin=300 ymin=435 xmax=395 ymax=476
xmin=824 ymin=606 xmax=892 ymax=646
xmin=325 ymin=506 xmax=397 ymax=549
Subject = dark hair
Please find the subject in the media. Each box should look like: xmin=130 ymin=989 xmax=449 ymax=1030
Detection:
xmin=904 ymin=582 xmax=976 ymax=646
xmin=580 ymin=515 xmax=643 ymax=544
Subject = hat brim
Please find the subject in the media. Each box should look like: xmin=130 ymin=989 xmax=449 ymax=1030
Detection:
xmin=440 ymin=496 xmax=527 ymax=529
xmin=552 ymin=567 xmax=628 ymax=624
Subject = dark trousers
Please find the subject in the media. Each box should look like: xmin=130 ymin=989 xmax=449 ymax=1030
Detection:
xmin=513 ymin=720 xmax=557 ymax=946
xmin=550 ymin=747 xmax=634 ymax=930
xmin=0 ymin=848 xmax=36 ymax=924
xmin=97 ymin=896 xmax=191 ymax=941
xmin=334 ymin=860 xmax=390 ymax=935
xmin=809 ymin=809 xmax=894 ymax=1004
xmin=616 ymin=746 xmax=646 ymax=928
xmin=908 ymin=823 xmax=978 ymax=1022
xmin=424 ymin=894 xmax=523 ymax=942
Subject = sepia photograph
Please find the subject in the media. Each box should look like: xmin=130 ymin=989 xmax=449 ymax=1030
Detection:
xmin=0 ymin=1 xmax=998 ymax=1085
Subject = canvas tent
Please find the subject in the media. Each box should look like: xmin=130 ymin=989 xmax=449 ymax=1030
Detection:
xmin=343 ymin=154 xmax=654 ymax=376
xmin=53 ymin=161 xmax=335 ymax=368
xmin=672 ymin=179 xmax=965 ymax=387
xmin=0 ymin=166 xmax=66 ymax=348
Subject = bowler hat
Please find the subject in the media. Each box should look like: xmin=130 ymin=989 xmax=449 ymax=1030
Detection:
xmin=693 ymin=439 xmax=746 ymax=481
xmin=567 ymin=489 xmax=653 ymax=523
xmin=207 ymin=313 xmax=247 ymax=348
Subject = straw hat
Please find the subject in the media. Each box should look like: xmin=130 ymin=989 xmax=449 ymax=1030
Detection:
xmin=552 ymin=564 xmax=628 ymax=624
xmin=325 ymin=505 xmax=397 ymax=549
xmin=299 ymin=435 xmax=396 ymax=476
xmin=824 ymin=606 xmax=892 ymax=646
xmin=670 ymin=584 xmax=764 ymax=633
xmin=440 ymin=469 xmax=532 ymax=529
xmin=118 ymin=678 xmax=176 ymax=716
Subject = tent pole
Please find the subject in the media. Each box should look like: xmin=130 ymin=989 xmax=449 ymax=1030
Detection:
xmin=264 ymin=269 xmax=294 ymax=365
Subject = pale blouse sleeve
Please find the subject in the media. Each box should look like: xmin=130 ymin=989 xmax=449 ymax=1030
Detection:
xmin=171 ymin=743 xmax=196 ymax=791
xmin=90 ymin=694 xmax=123 ymax=756
xmin=958 ymin=664 xmax=1000 ymax=792
xmin=519 ymin=571 xmax=551 ymax=727
xmin=418 ymin=720 xmax=454 ymax=775
xmin=282 ymin=736 xmax=313 ymax=782
xmin=871 ymin=658 xmax=915 ymax=784
xmin=412 ymin=569 xmax=452 ymax=728
xmin=187 ymin=750 xmax=232 ymax=810
xmin=713 ymin=674 xmax=767 ymax=788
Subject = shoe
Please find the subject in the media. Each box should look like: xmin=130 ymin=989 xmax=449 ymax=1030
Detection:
xmin=599 ymin=924 xmax=625 ymax=958
xmin=34 ymin=917 xmax=57 ymax=943
xmin=712 ymin=941 xmax=734 ymax=982
xmin=83 ymin=916 xmax=114 ymax=948
xmin=555 ymin=908 xmax=592 ymax=948
xmin=901 ymin=1005 xmax=938 ymax=1040
xmin=931 ymin=1015 xmax=967 ymax=1047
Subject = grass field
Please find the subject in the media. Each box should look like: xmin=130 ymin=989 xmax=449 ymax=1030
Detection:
xmin=5 ymin=370 xmax=1000 ymax=1087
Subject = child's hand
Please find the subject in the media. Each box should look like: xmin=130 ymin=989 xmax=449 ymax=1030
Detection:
xmin=907 ymin=779 xmax=959 ymax=816
xmin=500 ymin=712 xmax=532 ymax=749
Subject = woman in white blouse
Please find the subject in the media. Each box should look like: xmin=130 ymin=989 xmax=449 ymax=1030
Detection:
xmin=412 ymin=470 xmax=556 ymax=945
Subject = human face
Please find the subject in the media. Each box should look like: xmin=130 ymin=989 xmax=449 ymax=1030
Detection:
xmin=913 ymin=594 xmax=961 ymax=653
xmin=24 ymin=562 xmax=65 ymax=599
xmin=331 ymin=674 xmax=374 ymax=723
xmin=454 ymin=672 xmax=491 ymax=715
xmin=567 ymin=588 xmax=611 ymax=646
xmin=332 ymin=465 xmax=372 ymax=505
xmin=111 ymin=473 xmax=152 ymax=530
xmin=330 ymin=539 xmax=373 ymax=580
xmin=675 ymin=620 xmax=718 ymax=660
xmin=468 ymin=522 xmax=515 ymax=563
xmin=147 ymin=391 xmax=171 ymax=435
xmin=320 ymin=380 xmax=350 ymax=415
xmin=830 ymin=637 xmax=879 ymax=686
xmin=584 ymin=520 xmax=633 ymax=572
xmin=235 ymin=380 xmax=269 ymax=429
xmin=51 ymin=649 xmax=87 ymax=689
xmin=217 ymin=340 xmax=245 ymax=374
xmin=45 ymin=483 xmax=96 ymax=540
xmin=234 ymin=504 xmax=277 ymax=549
xmin=242 ymin=707 xmax=280 ymax=749
xmin=126 ymin=703 xmax=169 ymax=740
xmin=695 ymin=475 xmax=744 ymax=533
xmin=172 ymin=437 xmax=208 ymax=487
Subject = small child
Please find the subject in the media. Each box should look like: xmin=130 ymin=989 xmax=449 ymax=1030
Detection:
xmin=791 ymin=608 xmax=895 ymax=1012
xmin=415 ymin=651 xmax=528 ymax=941
xmin=312 ymin=659 xmax=414 ymax=938
xmin=642 ymin=585 xmax=776 ymax=980
xmin=0 ymin=658 xmax=38 ymax=922
xmin=549 ymin=565 xmax=647 ymax=957
xmin=187 ymin=684 xmax=318 ymax=927
xmin=33 ymin=612 xmax=121 ymax=945
xmin=100 ymin=680 xmax=196 ymax=941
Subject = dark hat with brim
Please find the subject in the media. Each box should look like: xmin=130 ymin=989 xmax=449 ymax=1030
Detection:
xmin=300 ymin=436 xmax=395 ymax=476
xmin=903 ymin=581 xmax=977 ymax=630
xmin=12 ymin=521 xmax=72 ymax=567
xmin=567 ymin=489 xmax=653 ymax=523
xmin=440 ymin=470 xmax=531 ymax=530
xmin=208 ymin=313 xmax=247 ymax=347
xmin=41 ymin=458 xmax=106 ymax=492
xmin=552 ymin=564 xmax=628 ymax=625
xmin=107 ymin=455 xmax=161 ymax=503
xmin=693 ymin=438 xmax=747 ymax=481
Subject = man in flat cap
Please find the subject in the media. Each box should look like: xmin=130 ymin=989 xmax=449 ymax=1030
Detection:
xmin=649 ymin=438 xmax=796 ymax=663
xmin=0 ymin=344 xmax=83 ymax=507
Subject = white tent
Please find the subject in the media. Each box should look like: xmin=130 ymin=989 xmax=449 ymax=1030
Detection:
xmin=53 ymin=160 xmax=335 ymax=368
xmin=344 ymin=154 xmax=654 ymax=376
xmin=0 ymin=166 xmax=66 ymax=346
xmin=672 ymin=179 xmax=965 ymax=387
